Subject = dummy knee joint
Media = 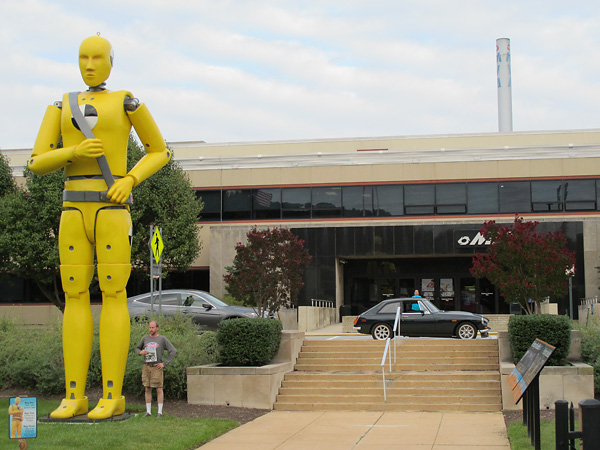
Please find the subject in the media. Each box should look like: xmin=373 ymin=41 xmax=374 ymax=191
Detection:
xmin=61 ymin=265 xmax=94 ymax=298
xmin=97 ymin=264 xmax=131 ymax=298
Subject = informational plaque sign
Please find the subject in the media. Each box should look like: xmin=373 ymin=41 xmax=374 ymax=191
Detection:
xmin=8 ymin=396 xmax=37 ymax=440
xmin=507 ymin=339 xmax=555 ymax=404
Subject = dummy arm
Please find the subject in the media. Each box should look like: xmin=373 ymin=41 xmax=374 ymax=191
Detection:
xmin=107 ymin=103 xmax=171 ymax=203
xmin=28 ymin=105 xmax=104 ymax=175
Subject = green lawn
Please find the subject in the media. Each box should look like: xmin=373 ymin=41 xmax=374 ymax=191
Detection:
xmin=1 ymin=398 xmax=238 ymax=450
xmin=508 ymin=420 xmax=579 ymax=450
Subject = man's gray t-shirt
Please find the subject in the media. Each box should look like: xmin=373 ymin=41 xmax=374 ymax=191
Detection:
xmin=136 ymin=334 xmax=177 ymax=366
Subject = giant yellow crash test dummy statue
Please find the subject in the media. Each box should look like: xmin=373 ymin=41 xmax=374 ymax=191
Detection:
xmin=28 ymin=35 xmax=171 ymax=419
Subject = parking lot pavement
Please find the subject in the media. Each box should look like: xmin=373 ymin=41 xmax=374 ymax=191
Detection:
xmin=199 ymin=410 xmax=511 ymax=449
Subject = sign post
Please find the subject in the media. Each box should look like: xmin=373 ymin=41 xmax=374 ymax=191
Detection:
xmin=149 ymin=226 xmax=164 ymax=313
xmin=507 ymin=339 xmax=556 ymax=450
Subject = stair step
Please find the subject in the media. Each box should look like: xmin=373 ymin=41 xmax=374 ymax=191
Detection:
xmin=273 ymin=402 xmax=502 ymax=412
xmin=276 ymin=338 xmax=501 ymax=412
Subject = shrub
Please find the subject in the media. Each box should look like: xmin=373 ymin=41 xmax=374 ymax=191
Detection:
xmin=217 ymin=318 xmax=282 ymax=366
xmin=579 ymin=324 xmax=600 ymax=365
xmin=0 ymin=320 xmax=65 ymax=395
xmin=0 ymin=314 xmax=219 ymax=400
xmin=508 ymin=314 xmax=571 ymax=366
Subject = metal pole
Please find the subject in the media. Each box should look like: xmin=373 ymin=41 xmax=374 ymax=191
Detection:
xmin=149 ymin=225 xmax=154 ymax=312
xmin=569 ymin=276 xmax=573 ymax=320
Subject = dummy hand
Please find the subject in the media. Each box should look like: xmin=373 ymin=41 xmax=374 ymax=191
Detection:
xmin=107 ymin=176 xmax=135 ymax=204
xmin=74 ymin=138 xmax=104 ymax=159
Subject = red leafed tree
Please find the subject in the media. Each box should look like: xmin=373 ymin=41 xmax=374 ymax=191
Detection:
xmin=224 ymin=226 xmax=312 ymax=317
xmin=470 ymin=215 xmax=575 ymax=315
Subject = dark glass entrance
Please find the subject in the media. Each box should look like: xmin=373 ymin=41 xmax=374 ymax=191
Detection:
xmin=345 ymin=257 xmax=506 ymax=315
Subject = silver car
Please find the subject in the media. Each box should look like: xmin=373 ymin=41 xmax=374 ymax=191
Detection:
xmin=127 ymin=289 xmax=259 ymax=331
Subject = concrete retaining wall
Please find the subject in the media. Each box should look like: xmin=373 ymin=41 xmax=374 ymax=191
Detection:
xmin=297 ymin=306 xmax=336 ymax=332
xmin=186 ymin=330 xmax=305 ymax=409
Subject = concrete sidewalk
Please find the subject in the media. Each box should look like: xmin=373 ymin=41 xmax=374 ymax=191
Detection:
xmin=200 ymin=410 xmax=511 ymax=449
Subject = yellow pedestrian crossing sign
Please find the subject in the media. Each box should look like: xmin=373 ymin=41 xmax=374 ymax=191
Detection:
xmin=151 ymin=227 xmax=164 ymax=264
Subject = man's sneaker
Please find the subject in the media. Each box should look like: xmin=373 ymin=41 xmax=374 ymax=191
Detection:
xmin=144 ymin=412 xmax=151 ymax=417
xmin=157 ymin=413 xmax=163 ymax=418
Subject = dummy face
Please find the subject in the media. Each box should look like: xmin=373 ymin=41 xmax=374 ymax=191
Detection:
xmin=79 ymin=36 xmax=113 ymax=87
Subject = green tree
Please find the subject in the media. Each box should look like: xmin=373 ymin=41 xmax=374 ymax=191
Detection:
xmin=0 ymin=152 xmax=17 ymax=198
xmin=127 ymin=139 xmax=202 ymax=275
xmin=470 ymin=215 xmax=576 ymax=314
xmin=0 ymin=167 xmax=63 ymax=306
xmin=0 ymin=137 xmax=202 ymax=309
xmin=224 ymin=226 xmax=311 ymax=317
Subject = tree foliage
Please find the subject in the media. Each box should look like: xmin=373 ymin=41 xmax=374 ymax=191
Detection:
xmin=0 ymin=167 xmax=63 ymax=306
xmin=0 ymin=152 xmax=17 ymax=198
xmin=470 ymin=215 xmax=576 ymax=314
xmin=224 ymin=226 xmax=311 ymax=317
xmin=0 ymin=137 xmax=202 ymax=309
xmin=127 ymin=139 xmax=202 ymax=275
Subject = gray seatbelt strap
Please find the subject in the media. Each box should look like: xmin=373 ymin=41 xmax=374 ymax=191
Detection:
xmin=68 ymin=92 xmax=115 ymax=189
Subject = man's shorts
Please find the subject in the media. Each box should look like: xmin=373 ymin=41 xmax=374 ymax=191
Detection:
xmin=142 ymin=364 xmax=164 ymax=388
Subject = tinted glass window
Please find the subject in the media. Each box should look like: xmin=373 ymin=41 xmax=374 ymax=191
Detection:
xmin=282 ymin=188 xmax=311 ymax=219
xmin=436 ymin=183 xmax=466 ymax=214
xmin=467 ymin=182 xmax=498 ymax=214
xmin=378 ymin=301 xmax=401 ymax=314
xmin=564 ymin=180 xmax=596 ymax=211
xmin=252 ymin=188 xmax=281 ymax=219
xmin=196 ymin=190 xmax=221 ymax=221
xmin=499 ymin=181 xmax=531 ymax=213
xmin=405 ymin=184 xmax=434 ymax=215
xmin=223 ymin=189 xmax=252 ymax=220
xmin=374 ymin=185 xmax=403 ymax=216
xmin=343 ymin=186 xmax=373 ymax=217
xmin=531 ymin=180 xmax=563 ymax=211
xmin=312 ymin=187 xmax=342 ymax=218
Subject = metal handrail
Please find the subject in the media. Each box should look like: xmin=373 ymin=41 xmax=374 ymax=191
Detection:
xmin=310 ymin=299 xmax=335 ymax=308
xmin=381 ymin=306 xmax=401 ymax=402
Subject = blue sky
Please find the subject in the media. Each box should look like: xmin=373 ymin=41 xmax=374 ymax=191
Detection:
xmin=2 ymin=0 xmax=600 ymax=149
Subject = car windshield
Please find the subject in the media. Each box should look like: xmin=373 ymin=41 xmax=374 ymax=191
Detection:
xmin=197 ymin=292 xmax=229 ymax=307
xmin=421 ymin=299 xmax=440 ymax=313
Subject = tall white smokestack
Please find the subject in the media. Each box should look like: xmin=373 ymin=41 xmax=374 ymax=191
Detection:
xmin=496 ymin=38 xmax=513 ymax=132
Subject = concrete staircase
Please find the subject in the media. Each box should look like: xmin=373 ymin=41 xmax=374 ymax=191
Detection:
xmin=274 ymin=339 xmax=502 ymax=412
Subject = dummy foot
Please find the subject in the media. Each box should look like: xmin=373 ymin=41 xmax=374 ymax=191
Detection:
xmin=88 ymin=396 xmax=125 ymax=419
xmin=50 ymin=397 xmax=89 ymax=418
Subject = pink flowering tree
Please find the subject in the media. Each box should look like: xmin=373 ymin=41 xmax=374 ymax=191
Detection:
xmin=224 ymin=226 xmax=311 ymax=317
xmin=470 ymin=215 xmax=576 ymax=314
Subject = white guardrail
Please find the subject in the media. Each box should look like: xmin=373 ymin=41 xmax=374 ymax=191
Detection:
xmin=381 ymin=306 xmax=401 ymax=402
xmin=310 ymin=299 xmax=335 ymax=308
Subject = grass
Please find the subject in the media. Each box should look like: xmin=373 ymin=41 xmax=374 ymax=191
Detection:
xmin=1 ymin=398 xmax=239 ymax=450
xmin=507 ymin=420 xmax=579 ymax=450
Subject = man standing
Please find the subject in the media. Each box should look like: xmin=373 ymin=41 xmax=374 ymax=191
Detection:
xmin=136 ymin=321 xmax=177 ymax=417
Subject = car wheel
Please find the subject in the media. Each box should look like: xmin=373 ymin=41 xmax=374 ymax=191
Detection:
xmin=371 ymin=323 xmax=392 ymax=340
xmin=456 ymin=322 xmax=477 ymax=339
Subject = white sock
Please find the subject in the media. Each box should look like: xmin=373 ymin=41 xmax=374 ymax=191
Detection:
xmin=146 ymin=403 xmax=152 ymax=414
xmin=158 ymin=403 xmax=163 ymax=415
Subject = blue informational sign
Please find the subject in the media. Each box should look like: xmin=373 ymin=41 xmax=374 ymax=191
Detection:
xmin=8 ymin=397 xmax=37 ymax=440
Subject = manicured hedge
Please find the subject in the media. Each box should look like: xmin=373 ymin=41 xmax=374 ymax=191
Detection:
xmin=508 ymin=314 xmax=571 ymax=366
xmin=217 ymin=318 xmax=282 ymax=366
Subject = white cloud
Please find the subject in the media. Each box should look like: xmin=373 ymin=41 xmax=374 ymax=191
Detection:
xmin=2 ymin=0 xmax=600 ymax=149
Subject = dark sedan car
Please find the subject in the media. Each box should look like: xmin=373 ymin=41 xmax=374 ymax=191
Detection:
xmin=127 ymin=289 xmax=259 ymax=331
xmin=353 ymin=297 xmax=490 ymax=340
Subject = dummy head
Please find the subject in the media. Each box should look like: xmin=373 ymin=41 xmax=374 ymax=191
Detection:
xmin=79 ymin=35 xmax=114 ymax=88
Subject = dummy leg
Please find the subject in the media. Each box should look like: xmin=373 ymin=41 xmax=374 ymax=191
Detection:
xmin=51 ymin=210 xmax=94 ymax=419
xmin=88 ymin=209 xmax=132 ymax=419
